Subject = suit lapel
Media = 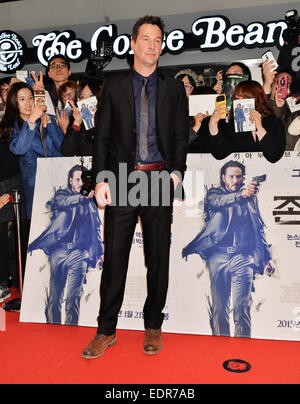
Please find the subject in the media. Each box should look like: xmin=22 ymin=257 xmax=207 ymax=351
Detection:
xmin=121 ymin=72 xmax=135 ymax=122
xmin=156 ymin=73 xmax=167 ymax=130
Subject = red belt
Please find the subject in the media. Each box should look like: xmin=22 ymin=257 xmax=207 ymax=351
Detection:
xmin=135 ymin=162 xmax=166 ymax=171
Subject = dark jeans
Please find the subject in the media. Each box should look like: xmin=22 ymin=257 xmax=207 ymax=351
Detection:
xmin=47 ymin=248 xmax=89 ymax=326
xmin=206 ymin=250 xmax=255 ymax=338
xmin=236 ymin=121 xmax=244 ymax=132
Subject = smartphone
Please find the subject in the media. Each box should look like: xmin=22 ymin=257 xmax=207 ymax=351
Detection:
xmin=34 ymin=89 xmax=45 ymax=106
xmin=277 ymin=75 xmax=289 ymax=99
xmin=261 ymin=50 xmax=278 ymax=72
xmin=216 ymin=94 xmax=227 ymax=118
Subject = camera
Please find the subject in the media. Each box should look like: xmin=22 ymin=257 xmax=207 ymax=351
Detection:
xmin=81 ymin=169 xmax=94 ymax=197
xmin=283 ymin=9 xmax=300 ymax=45
xmin=85 ymin=41 xmax=113 ymax=80
xmin=34 ymin=89 xmax=45 ymax=107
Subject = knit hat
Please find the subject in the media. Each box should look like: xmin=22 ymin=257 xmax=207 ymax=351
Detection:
xmin=175 ymin=69 xmax=199 ymax=88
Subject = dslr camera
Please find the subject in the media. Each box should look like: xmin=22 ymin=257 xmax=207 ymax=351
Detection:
xmin=284 ymin=9 xmax=300 ymax=45
xmin=85 ymin=41 xmax=113 ymax=80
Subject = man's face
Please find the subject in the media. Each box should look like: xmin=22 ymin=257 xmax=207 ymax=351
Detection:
xmin=48 ymin=57 xmax=71 ymax=87
xmin=0 ymin=83 xmax=10 ymax=104
xmin=222 ymin=167 xmax=244 ymax=192
xmin=70 ymin=170 xmax=83 ymax=193
xmin=131 ymin=23 xmax=163 ymax=70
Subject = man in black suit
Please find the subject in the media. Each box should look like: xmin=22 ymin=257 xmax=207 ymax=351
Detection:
xmin=182 ymin=161 xmax=274 ymax=338
xmin=82 ymin=16 xmax=189 ymax=359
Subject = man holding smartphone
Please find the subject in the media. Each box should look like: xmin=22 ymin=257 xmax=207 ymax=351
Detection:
xmin=82 ymin=15 xmax=189 ymax=360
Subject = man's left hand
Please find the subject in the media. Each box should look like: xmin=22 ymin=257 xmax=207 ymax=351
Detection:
xmin=170 ymin=173 xmax=180 ymax=192
xmin=0 ymin=194 xmax=10 ymax=210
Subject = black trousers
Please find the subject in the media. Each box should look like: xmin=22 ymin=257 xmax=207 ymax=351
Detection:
xmin=97 ymin=172 xmax=174 ymax=335
xmin=0 ymin=218 xmax=29 ymax=287
xmin=0 ymin=221 xmax=10 ymax=285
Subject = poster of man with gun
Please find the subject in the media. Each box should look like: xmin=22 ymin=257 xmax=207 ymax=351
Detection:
xmin=182 ymin=160 xmax=274 ymax=338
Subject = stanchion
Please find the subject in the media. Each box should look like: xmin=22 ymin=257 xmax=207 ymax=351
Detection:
xmin=3 ymin=190 xmax=23 ymax=312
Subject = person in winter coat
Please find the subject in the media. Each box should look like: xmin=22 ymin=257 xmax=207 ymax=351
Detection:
xmin=0 ymin=82 xmax=64 ymax=220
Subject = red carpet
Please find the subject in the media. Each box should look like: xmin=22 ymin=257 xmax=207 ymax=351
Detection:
xmin=1 ymin=289 xmax=300 ymax=385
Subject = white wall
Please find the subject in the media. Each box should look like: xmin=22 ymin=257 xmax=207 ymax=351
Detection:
xmin=0 ymin=0 xmax=298 ymax=31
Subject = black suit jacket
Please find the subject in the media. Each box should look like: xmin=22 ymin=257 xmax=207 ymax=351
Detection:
xmin=182 ymin=186 xmax=272 ymax=274
xmin=93 ymin=69 xmax=189 ymax=182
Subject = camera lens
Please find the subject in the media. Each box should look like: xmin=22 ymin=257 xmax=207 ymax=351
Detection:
xmin=105 ymin=47 xmax=113 ymax=56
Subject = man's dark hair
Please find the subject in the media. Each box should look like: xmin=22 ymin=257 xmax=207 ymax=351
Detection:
xmin=225 ymin=62 xmax=252 ymax=80
xmin=220 ymin=160 xmax=246 ymax=186
xmin=131 ymin=15 xmax=165 ymax=41
xmin=0 ymin=77 xmax=11 ymax=87
xmin=46 ymin=54 xmax=71 ymax=73
xmin=67 ymin=164 xmax=87 ymax=190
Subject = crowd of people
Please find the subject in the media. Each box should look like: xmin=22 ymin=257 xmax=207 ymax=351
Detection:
xmin=0 ymin=54 xmax=102 ymax=307
xmin=0 ymin=42 xmax=300 ymax=311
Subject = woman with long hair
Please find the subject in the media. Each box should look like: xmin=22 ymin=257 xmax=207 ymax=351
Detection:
xmin=0 ymin=133 xmax=24 ymax=303
xmin=0 ymin=82 xmax=64 ymax=220
xmin=0 ymin=86 xmax=29 ymax=303
xmin=202 ymin=80 xmax=286 ymax=163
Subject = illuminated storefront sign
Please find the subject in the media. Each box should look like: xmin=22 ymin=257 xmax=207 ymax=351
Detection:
xmin=0 ymin=15 xmax=289 ymax=70
xmin=191 ymin=16 xmax=287 ymax=50
xmin=32 ymin=31 xmax=85 ymax=66
xmin=31 ymin=16 xmax=288 ymax=66
xmin=0 ymin=31 xmax=27 ymax=73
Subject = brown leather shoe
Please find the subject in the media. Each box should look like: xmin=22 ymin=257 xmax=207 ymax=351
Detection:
xmin=82 ymin=333 xmax=116 ymax=359
xmin=143 ymin=328 xmax=163 ymax=355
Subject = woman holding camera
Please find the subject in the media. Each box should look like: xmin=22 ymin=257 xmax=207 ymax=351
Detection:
xmin=201 ymin=80 xmax=286 ymax=163
xmin=0 ymin=82 xmax=64 ymax=220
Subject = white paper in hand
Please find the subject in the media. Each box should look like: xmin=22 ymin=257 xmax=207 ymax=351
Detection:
xmin=189 ymin=94 xmax=217 ymax=116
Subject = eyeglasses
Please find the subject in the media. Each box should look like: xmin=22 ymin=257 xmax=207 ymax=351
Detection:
xmin=0 ymin=88 xmax=9 ymax=95
xmin=49 ymin=63 xmax=68 ymax=70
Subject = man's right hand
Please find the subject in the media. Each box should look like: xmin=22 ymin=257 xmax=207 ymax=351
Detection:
xmin=95 ymin=182 xmax=112 ymax=208
xmin=241 ymin=181 xmax=258 ymax=198
xmin=0 ymin=194 xmax=10 ymax=210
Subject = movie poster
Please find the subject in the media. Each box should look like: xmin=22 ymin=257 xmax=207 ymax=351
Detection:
xmin=20 ymin=156 xmax=104 ymax=327
xmin=20 ymin=153 xmax=300 ymax=342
